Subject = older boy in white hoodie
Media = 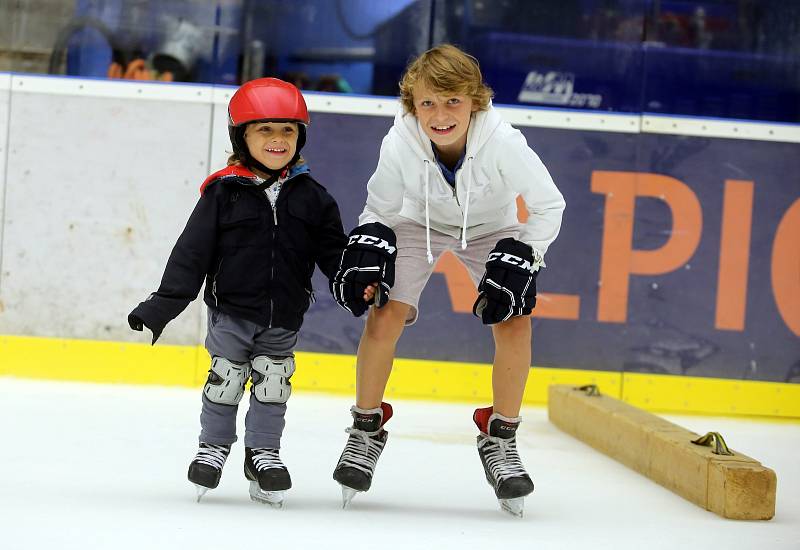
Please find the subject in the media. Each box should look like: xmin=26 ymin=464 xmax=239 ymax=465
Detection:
xmin=330 ymin=44 xmax=565 ymax=516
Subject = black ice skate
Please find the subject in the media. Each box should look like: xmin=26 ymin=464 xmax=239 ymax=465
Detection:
xmin=188 ymin=442 xmax=232 ymax=502
xmin=474 ymin=406 xmax=534 ymax=517
xmin=244 ymin=447 xmax=291 ymax=508
xmin=333 ymin=402 xmax=393 ymax=508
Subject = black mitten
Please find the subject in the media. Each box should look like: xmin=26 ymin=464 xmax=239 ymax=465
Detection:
xmin=128 ymin=295 xmax=167 ymax=344
xmin=473 ymin=238 xmax=539 ymax=325
xmin=331 ymin=222 xmax=397 ymax=317
xmin=128 ymin=313 xmax=144 ymax=332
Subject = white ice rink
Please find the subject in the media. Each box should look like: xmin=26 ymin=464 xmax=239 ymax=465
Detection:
xmin=1 ymin=378 xmax=798 ymax=550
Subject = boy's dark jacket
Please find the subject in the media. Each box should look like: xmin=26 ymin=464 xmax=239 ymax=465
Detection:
xmin=130 ymin=164 xmax=347 ymax=342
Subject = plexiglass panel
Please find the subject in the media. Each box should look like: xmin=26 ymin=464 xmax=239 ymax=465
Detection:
xmin=641 ymin=0 xmax=800 ymax=121
xmin=1 ymin=2 xmax=798 ymax=118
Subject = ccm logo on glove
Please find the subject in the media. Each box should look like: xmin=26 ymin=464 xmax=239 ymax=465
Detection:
xmin=331 ymin=222 xmax=398 ymax=317
xmin=487 ymin=251 xmax=537 ymax=273
xmin=473 ymin=238 xmax=540 ymax=325
xmin=347 ymin=234 xmax=397 ymax=255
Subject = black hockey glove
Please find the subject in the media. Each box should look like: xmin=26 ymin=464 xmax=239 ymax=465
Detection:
xmin=331 ymin=222 xmax=397 ymax=317
xmin=472 ymin=238 xmax=540 ymax=325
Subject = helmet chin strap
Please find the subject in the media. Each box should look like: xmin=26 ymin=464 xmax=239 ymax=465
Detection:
xmin=241 ymin=150 xmax=300 ymax=182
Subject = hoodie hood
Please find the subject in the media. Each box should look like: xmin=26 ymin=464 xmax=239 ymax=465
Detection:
xmin=358 ymin=103 xmax=565 ymax=267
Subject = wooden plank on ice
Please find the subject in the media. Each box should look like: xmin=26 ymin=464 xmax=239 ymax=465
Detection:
xmin=548 ymin=384 xmax=776 ymax=520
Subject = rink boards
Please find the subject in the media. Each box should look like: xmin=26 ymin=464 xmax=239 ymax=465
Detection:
xmin=0 ymin=75 xmax=797 ymax=417
xmin=2 ymin=334 xmax=798 ymax=418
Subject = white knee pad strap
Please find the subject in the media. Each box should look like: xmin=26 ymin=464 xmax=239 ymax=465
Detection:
xmin=203 ymin=356 xmax=250 ymax=405
xmin=251 ymin=355 xmax=295 ymax=404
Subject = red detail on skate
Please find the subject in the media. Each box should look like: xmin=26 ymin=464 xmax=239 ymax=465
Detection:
xmin=200 ymin=165 xmax=260 ymax=195
xmin=380 ymin=402 xmax=393 ymax=426
xmin=473 ymin=406 xmax=493 ymax=434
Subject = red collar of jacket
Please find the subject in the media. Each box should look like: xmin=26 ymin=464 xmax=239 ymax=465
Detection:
xmin=200 ymin=165 xmax=262 ymax=195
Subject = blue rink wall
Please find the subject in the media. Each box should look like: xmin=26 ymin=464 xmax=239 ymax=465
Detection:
xmin=301 ymin=114 xmax=800 ymax=385
xmin=0 ymin=75 xmax=797 ymax=416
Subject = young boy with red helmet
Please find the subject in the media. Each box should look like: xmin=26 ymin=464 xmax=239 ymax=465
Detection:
xmin=128 ymin=78 xmax=372 ymax=506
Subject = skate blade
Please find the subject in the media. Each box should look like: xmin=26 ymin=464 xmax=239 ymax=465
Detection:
xmin=500 ymin=497 xmax=525 ymax=518
xmin=340 ymin=486 xmax=360 ymax=509
xmin=193 ymin=484 xmax=209 ymax=503
xmin=249 ymin=481 xmax=285 ymax=508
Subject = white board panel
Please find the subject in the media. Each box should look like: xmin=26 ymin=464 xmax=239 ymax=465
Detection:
xmin=13 ymin=75 xmax=213 ymax=104
xmin=641 ymin=114 xmax=800 ymax=143
xmin=209 ymin=87 xmax=235 ymax=171
xmin=0 ymin=73 xmax=10 ymax=274
xmin=211 ymin=85 xmax=641 ymax=137
xmin=0 ymin=85 xmax=213 ymax=345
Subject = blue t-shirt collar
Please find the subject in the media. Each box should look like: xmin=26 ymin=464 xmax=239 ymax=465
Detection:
xmin=432 ymin=144 xmax=465 ymax=186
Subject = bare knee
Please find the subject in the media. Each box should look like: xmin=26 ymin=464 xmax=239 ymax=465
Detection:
xmin=492 ymin=315 xmax=531 ymax=345
xmin=363 ymin=301 xmax=409 ymax=343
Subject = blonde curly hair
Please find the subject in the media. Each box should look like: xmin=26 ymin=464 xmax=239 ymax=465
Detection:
xmin=399 ymin=44 xmax=493 ymax=115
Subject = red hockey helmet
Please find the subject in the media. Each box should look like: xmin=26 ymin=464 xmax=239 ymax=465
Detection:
xmin=228 ymin=78 xmax=310 ymax=164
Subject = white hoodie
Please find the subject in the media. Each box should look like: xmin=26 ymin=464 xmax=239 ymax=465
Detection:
xmin=359 ymin=104 xmax=566 ymax=265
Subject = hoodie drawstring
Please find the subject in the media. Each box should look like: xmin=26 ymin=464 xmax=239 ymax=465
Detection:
xmin=423 ymin=156 xmax=474 ymax=261
xmin=461 ymin=156 xmax=474 ymax=250
xmin=423 ymin=160 xmax=434 ymax=264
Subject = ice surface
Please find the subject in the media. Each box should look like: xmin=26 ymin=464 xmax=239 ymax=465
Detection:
xmin=0 ymin=378 xmax=798 ymax=550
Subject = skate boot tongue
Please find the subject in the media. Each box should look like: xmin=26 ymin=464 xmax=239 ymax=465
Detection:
xmin=353 ymin=412 xmax=382 ymax=432
xmin=489 ymin=416 xmax=519 ymax=440
xmin=473 ymin=406 xmax=521 ymax=439
xmin=351 ymin=402 xmax=393 ymax=433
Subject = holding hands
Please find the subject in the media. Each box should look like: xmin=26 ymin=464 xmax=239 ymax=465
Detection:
xmin=331 ymin=222 xmax=398 ymax=317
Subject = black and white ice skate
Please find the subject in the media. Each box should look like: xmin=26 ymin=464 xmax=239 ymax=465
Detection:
xmin=333 ymin=402 xmax=392 ymax=508
xmin=244 ymin=447 xmax=291 ymax=508
xmin=188 ymin=442 xmax=231 ymax=502
xmin=474 ymin=407 xmax=534 ymax=517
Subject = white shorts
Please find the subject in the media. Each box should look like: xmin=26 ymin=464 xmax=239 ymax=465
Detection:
xmin=389 ymin=218 xmax=521 ymax=325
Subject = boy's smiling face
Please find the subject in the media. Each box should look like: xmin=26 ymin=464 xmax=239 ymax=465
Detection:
xmin=412 ymin=81 xmax=476 ymax=157
xmin=244 ymin=121 xmax=299 ymax=171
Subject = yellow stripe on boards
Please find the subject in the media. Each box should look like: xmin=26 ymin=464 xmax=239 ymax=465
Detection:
xmin=0 ymin=335 xmax=797 ymax=418
xmin=289 ymin=351 xmax=356 ymax=395
xmin=0 ymin=335 xmax=201 ymax=386
xmin=622 ymin=372 xmax=800 ymax=418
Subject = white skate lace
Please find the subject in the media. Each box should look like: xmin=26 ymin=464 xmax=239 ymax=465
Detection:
xmin=479 ymin=435 xmax=527 ymax=483
xmin=251 ymin=448 xmax=286 ymax=471
xmin=338 ymin=427 xmax=385 ymax=476
xmin=195 ymin=443 xmax=230 ymax=470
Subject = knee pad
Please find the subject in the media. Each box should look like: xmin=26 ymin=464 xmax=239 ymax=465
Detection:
xmin=250 ymin=355 xmax=295 ymax=404
xmin=203 ymin=356 xmax=250 ymax=405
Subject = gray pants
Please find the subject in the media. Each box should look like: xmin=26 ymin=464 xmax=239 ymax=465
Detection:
xmin=200 ymin=308 xmax=298 ymax=449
